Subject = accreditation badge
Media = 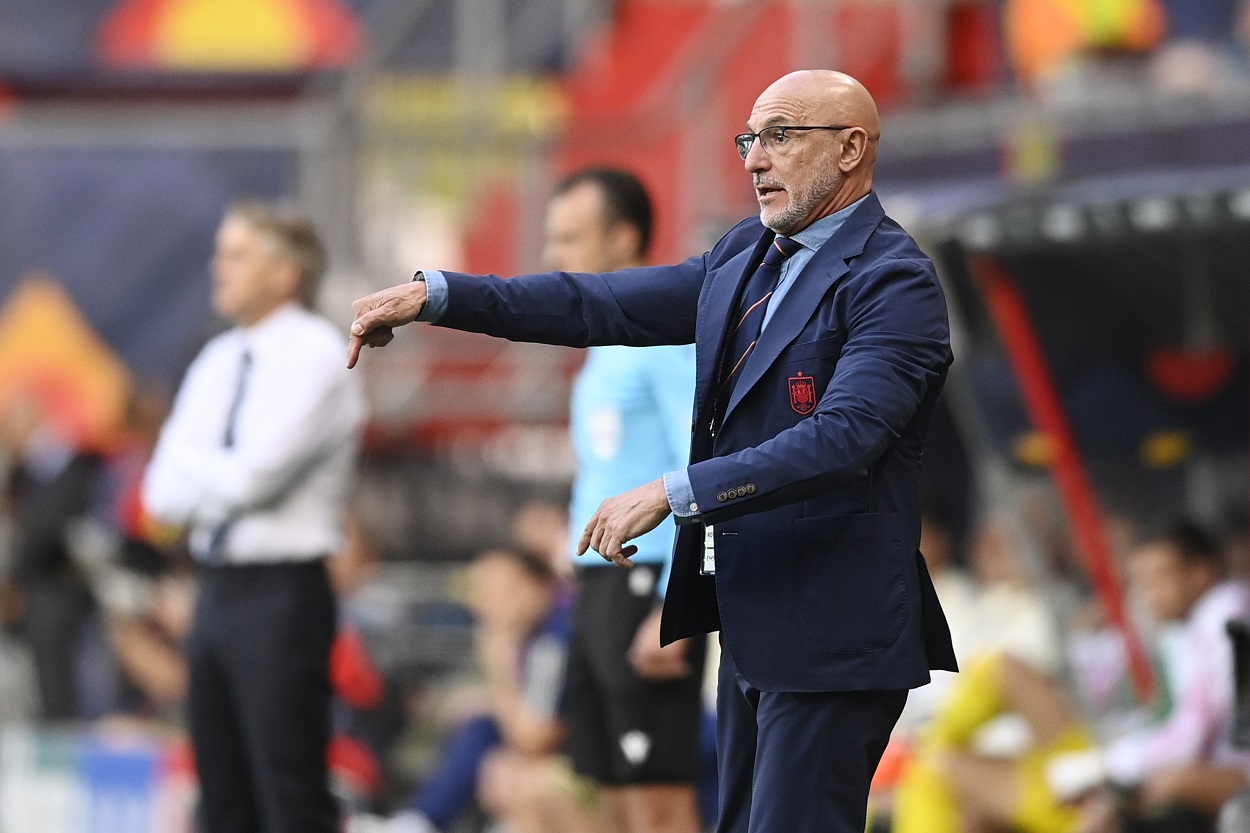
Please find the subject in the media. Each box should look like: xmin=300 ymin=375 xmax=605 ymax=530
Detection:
xmin=701 ymin=524 xmax=715 ymax=575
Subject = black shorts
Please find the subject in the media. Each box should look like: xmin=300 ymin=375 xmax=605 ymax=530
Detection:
xmin=565 ymin=564 xmax=707 ymax=786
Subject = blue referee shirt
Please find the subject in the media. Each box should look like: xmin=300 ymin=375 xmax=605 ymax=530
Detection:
xmin=568 ymin=344 xmax=695 ymax=597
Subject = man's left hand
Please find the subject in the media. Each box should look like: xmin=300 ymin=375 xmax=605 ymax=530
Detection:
xmin=577 ymin=478 xmax=671 ymax=567
xmin=629 ymin=607 xmax=690 ymax=680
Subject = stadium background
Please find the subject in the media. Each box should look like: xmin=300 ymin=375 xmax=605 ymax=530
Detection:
xmin=0 ymin=0 xmax=1247 ymax=830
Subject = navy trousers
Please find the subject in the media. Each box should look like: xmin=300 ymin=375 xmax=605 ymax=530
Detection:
xmin=716 ymin=647 xmax=906 ymax=833
xmin=188 ymin=561 xmax=338 ymax=833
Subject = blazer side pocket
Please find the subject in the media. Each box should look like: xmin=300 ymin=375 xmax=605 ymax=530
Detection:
xmin=793 ymin=513 xmax=907 ymax=652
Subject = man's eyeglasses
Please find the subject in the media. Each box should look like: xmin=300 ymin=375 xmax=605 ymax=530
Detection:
xmin=734 ymin=125 xmax=852 ymax=160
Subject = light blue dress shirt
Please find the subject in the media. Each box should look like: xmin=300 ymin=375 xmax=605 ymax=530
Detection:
xmin=661 ymin=196 xmax=868 ymax=521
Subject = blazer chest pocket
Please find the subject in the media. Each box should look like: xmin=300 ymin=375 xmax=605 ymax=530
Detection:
xmin=792 ymin=513 xmax=906 ymax=653
xmin=779 ymin=333 xmax=842 ymax=364
xmin=777 ymin=334 xmax=841 ymax=417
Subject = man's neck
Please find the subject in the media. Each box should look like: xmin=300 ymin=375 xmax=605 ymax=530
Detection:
xmin=237 ymin=298 xmax=298 ymax=330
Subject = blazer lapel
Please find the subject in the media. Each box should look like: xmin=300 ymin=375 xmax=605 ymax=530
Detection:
xmin=693 ymin=231 xmax=774 ymax=420
xmin=722 ymin=193 xmax=886 ymax=424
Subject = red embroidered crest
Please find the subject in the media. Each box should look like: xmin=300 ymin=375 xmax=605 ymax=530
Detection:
xmin=788 ymin=374 xmax=816 ymax=415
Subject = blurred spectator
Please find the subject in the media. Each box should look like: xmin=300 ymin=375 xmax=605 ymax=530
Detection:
xmin=1065 ymin=520 xmax=1250 ymax=829
xmin=389 ymin=547 xmax=599 ymax=833
xmin=79 ymin=384 xmax=191 ymax=718
xmin=890 ymin=509 xmax=1068 ymax=832
xmin=0 ymin=394 xmax=102 ymax=721
xmin=103 ymin=571 xmax=194 ymax=715
xmin=871 ymin=495 xmax=979 ymax=824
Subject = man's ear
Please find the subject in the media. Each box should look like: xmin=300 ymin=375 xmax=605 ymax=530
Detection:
xmin=607 ymin=222 xmax=643 ymax=265
xmin=839 ymin=128 xmax=870 ymax=173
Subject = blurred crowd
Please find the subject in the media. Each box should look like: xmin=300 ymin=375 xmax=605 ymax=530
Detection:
xmin=998 ymin=0 xmax=1250 ymax=96
xmin=3 ymin=373 xmax=1250 ymax=833
xmin=874 ymin=496 xmax=1250 ymax=833
xmin=0 ymin=387 xmax=191 ymax=726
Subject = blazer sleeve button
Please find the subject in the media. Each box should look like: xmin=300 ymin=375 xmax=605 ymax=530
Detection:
xmin=716 ymin=491 xmax=728 ymax=502
xmin=745 ymin=484 xmax=756 ymax=494
xmin=735 ymin=486 xmax=747 ymax=497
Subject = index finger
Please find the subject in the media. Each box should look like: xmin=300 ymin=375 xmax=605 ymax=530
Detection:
xmin=346 ymin=333 xmax=364 ymax=369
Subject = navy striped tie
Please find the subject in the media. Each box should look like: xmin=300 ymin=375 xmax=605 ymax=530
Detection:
xmin=720 ymin=235 xmax=803 ymax=392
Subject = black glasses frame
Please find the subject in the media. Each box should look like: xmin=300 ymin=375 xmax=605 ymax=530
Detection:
xmin=734 ymin=125 xmax=852 ymax=160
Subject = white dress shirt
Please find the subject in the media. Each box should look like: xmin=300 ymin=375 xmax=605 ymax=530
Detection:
xmin=143 ymin=303 xmax=366 ymax=564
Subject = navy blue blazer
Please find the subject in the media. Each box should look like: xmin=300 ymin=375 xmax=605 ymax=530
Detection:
xmin=436 ymin=192 xmax=957 ymax=693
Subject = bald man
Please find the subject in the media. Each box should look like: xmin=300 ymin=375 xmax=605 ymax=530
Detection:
xmin=348 ymin=71 xmax=957 ymax=833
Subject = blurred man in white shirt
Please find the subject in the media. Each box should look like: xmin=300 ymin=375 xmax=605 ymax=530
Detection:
xmin=143 ymin=202 xmax=365 ymax=833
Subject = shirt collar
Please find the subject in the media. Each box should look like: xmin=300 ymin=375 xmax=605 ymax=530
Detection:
xmin=790 ymin=193 xmax=870 ymax=252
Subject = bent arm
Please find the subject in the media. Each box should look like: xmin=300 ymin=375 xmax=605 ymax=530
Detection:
xmin=145 ymin=357 xmax=364 ymax=526
xmin=686 ymin=259 xmax=951 ymax=524
xmin=175 ymin=374 xmax=362 ymax=523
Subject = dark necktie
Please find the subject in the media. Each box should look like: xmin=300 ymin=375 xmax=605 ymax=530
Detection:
xmin=207 ymin=348 xmax=251 ymax=562
xmin=720 ymin=235 xmax=803 ymax=393
xmin=222 ymin=349 xmax=252 ymax=449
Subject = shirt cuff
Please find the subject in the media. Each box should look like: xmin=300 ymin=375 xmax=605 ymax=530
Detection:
xmin=415 ymin=270 xmax=449 ymax=323
xmin=663 ymin=470 xmax=701 ymax=523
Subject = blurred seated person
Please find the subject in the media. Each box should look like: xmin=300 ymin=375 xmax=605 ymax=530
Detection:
xmin=962 ymin=511 xmax=1066 ymax=674
xmin=873 ymin=496 xmax=977 ymax=815
xmin=85 ymin=385 xmax=193 ymax=718
xmin=895 ymin=519 xmax=1250 ymax=833
xmin=1066 ymin=520 xmax=1250 ymax=830
xmin=391 ymin=546 xmax=602 ymax=833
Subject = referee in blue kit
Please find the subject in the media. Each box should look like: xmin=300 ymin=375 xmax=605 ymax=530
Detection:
xmin=543 ymin=169 xmax=705 ymax=833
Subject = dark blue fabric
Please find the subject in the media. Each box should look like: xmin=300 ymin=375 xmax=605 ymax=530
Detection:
xmin=1156 ymin=0 xmax=1241 ymax=42
xmin=411 ymin=715 xmax=502 ymax=829
xmin=715 ymin=648 xmax=906 ymax=833
xmin=697 ymin=707 xmax=719 ymax=829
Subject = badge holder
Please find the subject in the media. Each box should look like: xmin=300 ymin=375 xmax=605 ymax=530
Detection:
xmin=701 ymin=524 xmax=715 ymax=575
